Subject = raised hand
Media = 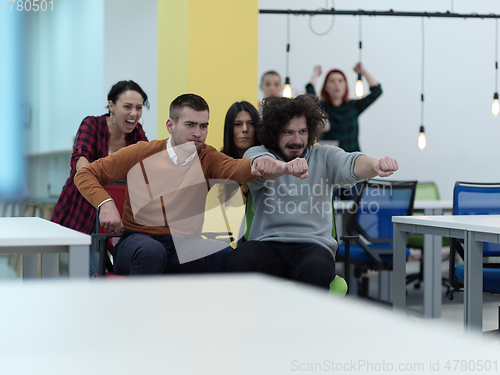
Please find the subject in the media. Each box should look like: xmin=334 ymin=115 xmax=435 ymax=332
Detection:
xmin=313 ymin=65 xmax=322 ymax=77
xmin=353 ymin=62 xmax=364 ymax=74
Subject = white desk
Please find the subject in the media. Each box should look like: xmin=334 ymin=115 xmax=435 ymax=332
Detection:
xmin=393 ymin=215 xmax=500 ymax=332
xmin=0 ymin=217 xmax=90 ymax=279
xmin=333 ymin=199 xmax=452 ymax=236
xmin=0 ymin=274 xmax=497 ymax=374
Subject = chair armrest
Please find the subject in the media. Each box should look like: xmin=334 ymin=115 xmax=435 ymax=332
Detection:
xmin=92 ymin=233 xmax=121 ymax=277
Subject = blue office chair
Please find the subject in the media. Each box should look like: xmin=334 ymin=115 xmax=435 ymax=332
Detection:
xmin=336 ymin=179 xmax=417 ymax=300
xmin=449 ymin=182 xmax=500 ymax=298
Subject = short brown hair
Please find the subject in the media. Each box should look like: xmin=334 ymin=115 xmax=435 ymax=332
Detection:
xmin=169 ymin=94 xmax=209 ymax=122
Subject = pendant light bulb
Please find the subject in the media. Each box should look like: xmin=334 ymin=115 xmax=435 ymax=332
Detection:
xmin=418 ymin=126 xmax=427 ymax=150
xmin=492 ymin=93 xmax=499 ymax=116
xmin=355 ymin=73 xmax=364 ymax=98
xmin=283 ymin=77 xmax=292 ymax=98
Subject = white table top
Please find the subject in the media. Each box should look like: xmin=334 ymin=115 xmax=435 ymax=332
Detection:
xmin=0 ymin=217 xmax=91 ymax=247
xmin=0 ymin=275 xmax=496 ymax=374
xmin=393 ymin=214 xmax=500 ymax=234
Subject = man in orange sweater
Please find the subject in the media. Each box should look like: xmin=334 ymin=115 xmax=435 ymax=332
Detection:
xmin=75 ymin=94 xmax=308 ymax=275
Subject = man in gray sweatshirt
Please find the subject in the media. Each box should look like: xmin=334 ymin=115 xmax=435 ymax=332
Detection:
xmin=226 ymin=94 xmax=399 ymax=290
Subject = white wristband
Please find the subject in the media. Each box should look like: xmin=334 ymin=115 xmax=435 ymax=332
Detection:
xmin=97 ymin=198 xmax=113 ymax=211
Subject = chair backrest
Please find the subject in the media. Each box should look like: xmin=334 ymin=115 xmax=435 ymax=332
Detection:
xmin=347 ymin=179 xmax=417 ymax=243
xmin=415 ymin=181 xmax=440 ymax=201
xmin=453 ymin=181 xmax=500 ymax=256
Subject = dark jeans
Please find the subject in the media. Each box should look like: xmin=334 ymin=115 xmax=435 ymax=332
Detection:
xmin=227 ymin=241 xmax=335 ymax=290
xmin=113 ymin=230 xmax=233 ymax=275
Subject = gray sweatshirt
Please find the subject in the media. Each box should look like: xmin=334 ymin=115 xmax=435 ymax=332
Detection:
xmin=243 ymin=144 xmax=363 ymax=258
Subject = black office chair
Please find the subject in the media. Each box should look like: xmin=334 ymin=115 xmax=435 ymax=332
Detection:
xmin=92 ymin=182 xmax=127 ymax=277
xmin=336 ymin=179 xmax=417 ymax=300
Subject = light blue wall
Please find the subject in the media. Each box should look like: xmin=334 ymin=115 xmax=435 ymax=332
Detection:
xmin=0 ymin=11 xmax=28 ymax=198
xmin=27 ymin=0 xmax=105 ymax=155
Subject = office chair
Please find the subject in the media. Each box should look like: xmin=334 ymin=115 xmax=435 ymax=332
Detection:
xmin=94 ymin=181 xmax=240 ymax=277
xmin=336 ymin=179 xmax=417 ymax=301
xmin=449 ymin=182 xmax=500 ymax=297
xmin=93 ymin=182 xmax=127 ymax=277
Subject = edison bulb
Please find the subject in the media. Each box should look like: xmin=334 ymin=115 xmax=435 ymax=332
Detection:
xmin=355 ymin=79 xmax=364 ymax=98
xmin=418 ymin=126 xmax=426 ymax=150
xmin=492 ymin=98 xmax=499 ymax=116
xmin=283 ymin=83 xmax=292 ymax=98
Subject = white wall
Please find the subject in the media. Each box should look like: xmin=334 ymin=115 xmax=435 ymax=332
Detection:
xmin=26 ymin=0 xmax=105 ymax=155
xmin=259 ymin=0 xmax=500 ymax=199
xmin=104 ymin=0 xmax=158 ymax=140
xmin=23 ymin=0 xmax=158 ymax=198
xmin=0 ymin=11 xmax=28 ymax=198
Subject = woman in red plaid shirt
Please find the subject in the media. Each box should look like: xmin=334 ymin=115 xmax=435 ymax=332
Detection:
xmin=51 ymin=80 xmax=149 ymax=275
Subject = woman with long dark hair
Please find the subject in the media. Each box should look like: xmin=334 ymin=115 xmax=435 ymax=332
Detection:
xmin=221 ymin=101 xmax=261 ymax=243
xmin=222 ymin=101 xmax=261 ymax=158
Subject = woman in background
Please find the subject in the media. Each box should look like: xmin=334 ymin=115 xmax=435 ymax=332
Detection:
xmin=52 ymin=80 xmax=149 ymax=275
xmin=222 ymin=101 xmax=261 ymax=159
xmin=306 ymin=62 xmax=382 ymax=152
xmin=221 ymin=101 xmax=261 ymax=243
xmin=259 ymin=71 xmax=283 ymax=108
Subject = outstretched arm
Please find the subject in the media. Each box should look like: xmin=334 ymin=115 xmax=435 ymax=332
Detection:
xmin=353 ymin=155 xmax=398 ymax=180
xmin=251 ymin=156 xmax=309 ymax=180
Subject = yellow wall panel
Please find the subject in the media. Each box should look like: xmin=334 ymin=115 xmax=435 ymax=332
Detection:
xmin=157 ymin=0 xmax=188 ymax=140
xmin=158 ymin=0 xmax=258 ymax=149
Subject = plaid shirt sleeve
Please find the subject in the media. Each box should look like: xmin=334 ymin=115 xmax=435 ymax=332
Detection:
xmin=70 ymin=116 xmax=99 ymax=171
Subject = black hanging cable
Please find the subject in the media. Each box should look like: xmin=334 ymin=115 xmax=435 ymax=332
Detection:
xmin=493 ymin=18 xmax=499 ymax=115
xmin=418 ymin=17 xmax=427 ymax=149
xmin=283 ymin=12 xmax=292 ymax=97
xmin=286 ymin=12 xmax=290 ymax=79
xmin=354 ymin=15 xmax=363 ymax=97
xmin=495 ymin=18 xmax=498 ymax=94
xmin=309 ymin=0 xmax=335 ymax=36
xmin=420 ymin=17 xmax=425 ymax=128
xmin=359 ymin=15 xmax=363 ymax=62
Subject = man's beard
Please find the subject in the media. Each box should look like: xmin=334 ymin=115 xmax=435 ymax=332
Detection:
xmin=281 ymin=142 xmax=307 ymax=162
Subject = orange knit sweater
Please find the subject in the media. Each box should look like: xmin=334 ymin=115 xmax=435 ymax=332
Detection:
xmin=74 ymin=139 xmax=256 ymax=236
